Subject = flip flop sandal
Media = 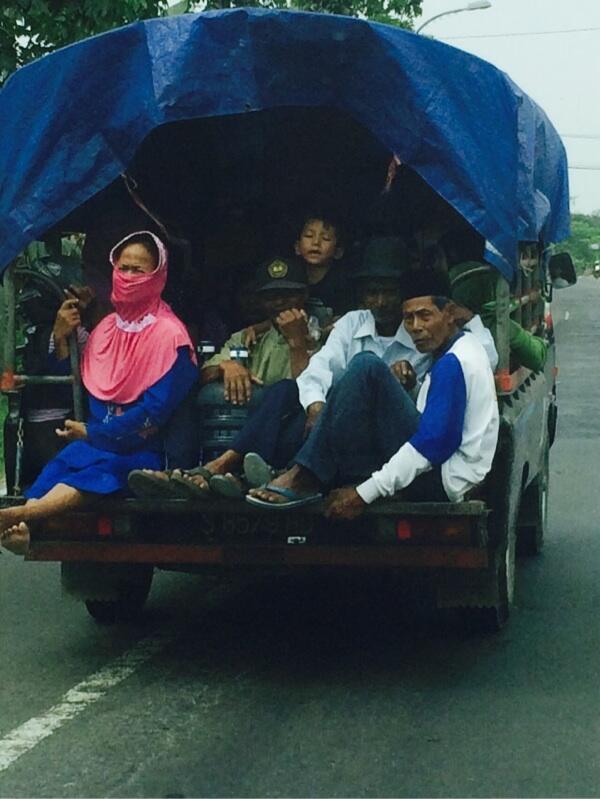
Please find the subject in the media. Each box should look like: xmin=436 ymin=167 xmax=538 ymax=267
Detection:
xmin=243 ymin=452 xmax=275 ymax=488
xmin=128 ymin=470 xmax=180 ymax=499
xmin=209 ymin=473 xmax=246 ymax=500
xmin=170 ymin=468 xmax=212 ymax=500
xmin=245 ymin=484 xmax=322 ymax=510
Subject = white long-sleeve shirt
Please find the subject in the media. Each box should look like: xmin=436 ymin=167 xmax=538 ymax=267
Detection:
xmin=356 ymin=332 xmax=499 ymax=503
xmin=297 ymin=309 xmax=497 ymax=411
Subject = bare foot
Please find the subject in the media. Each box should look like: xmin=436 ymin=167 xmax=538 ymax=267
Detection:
xmin=141 ymin=469 xmax=170 ymax=481
xmin=204 ymin=450 xmax=243 ymax=476
xmin=0 ymin=506 xmax=25 ymax=535
xmin=1 ymin=522 xmax=30 ymax=555
xmin=171 ymin=469 xmax=210 ymax=493
xmin=247 ymin=465 xmax=320 ymax=504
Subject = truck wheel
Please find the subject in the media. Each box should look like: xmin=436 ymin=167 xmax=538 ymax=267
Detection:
xmin=548 ymin=400 xmax=557 ymax=448
xmin=84 ymin=567 xmax=154 ymax=625
xmin=517 ymin=446 xmax=549 ymax=556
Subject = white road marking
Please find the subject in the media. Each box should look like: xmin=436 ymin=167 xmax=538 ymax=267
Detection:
xmin=0 ymin=633 xmax=172 ymax=773
xmin=565 ymin=310 xmax=570 ymax=320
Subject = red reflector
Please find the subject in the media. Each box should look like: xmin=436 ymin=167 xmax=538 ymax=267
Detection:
xmin=0 ymin=369 xmax=16 ymax=391
xmin=97 ymin=517 xmax=113 ymax=537
xmin=396 ymin=520 xmax=412 ymax=540
xmin=495 ymin=368 xmax=512 ymax=393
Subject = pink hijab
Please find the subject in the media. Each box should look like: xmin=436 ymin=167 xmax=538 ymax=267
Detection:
xmin=81 ymin=231 xmax=196 ymax=404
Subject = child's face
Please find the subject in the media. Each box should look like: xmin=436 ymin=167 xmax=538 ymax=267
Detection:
xmin=295 ymin=219 xmax=342 ymax=268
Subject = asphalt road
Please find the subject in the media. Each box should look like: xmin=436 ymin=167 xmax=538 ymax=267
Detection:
xmin=0 ymin=276 xmax=599 ymax=799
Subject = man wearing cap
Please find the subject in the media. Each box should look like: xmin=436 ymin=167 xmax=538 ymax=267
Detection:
xmin=247 ymin=269 xmax=499 ymax=514
xmin=200 ymin=255 xmax=313 ymax=404
xmin=440 ymin=227 xmax=547 ymax=371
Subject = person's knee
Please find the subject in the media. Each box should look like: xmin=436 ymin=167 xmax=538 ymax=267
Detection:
xmin=347 ymin=351 xmax=388 ymax=379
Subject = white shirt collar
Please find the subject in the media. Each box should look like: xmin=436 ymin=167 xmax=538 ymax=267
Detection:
xmin=353 ymin=311 xmax=416 ymax=350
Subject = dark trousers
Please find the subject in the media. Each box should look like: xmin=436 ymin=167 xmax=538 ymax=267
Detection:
xmin=231 ymin=379 xmax=306 ymax=469
xmin=164 ymin=390 xmax=200 ymax=470
xmin=294 ymin=352 xmax=448 ymax=500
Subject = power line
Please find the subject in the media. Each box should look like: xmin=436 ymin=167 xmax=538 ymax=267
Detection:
xmin=561 ymin=134 xmax=600 ymax=140
xmin=442 ymin=26 xmax=600 ymax=40
xmin=569 ymin=165 xmax=600 ymax=171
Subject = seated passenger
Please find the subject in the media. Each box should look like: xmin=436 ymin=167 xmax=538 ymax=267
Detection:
xmin=157 ymin=237 xmax=496 ymax=500
xmin=294 ymin=209 xmax=353 ymax=317
xmin=0 ymin=232 xmax=197 ymax=555
xmin=247 ymin=270 xmax=500 ymax=515
xmin=10 ymin=276 xmax=95 ymax=487
xmin=200 ymin=255 xmax=313 ymax=405
xmin=440 ymin=228 xmax=548 ymax=372
xmin=244 ymin=210 xmax=353 ymax=346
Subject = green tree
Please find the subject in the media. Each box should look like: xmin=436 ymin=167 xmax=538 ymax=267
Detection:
xmin=194 ymin=0 xmax=422 ymax=27
xmin=0 ymin=0 xmax=422 ymax=84
xmin=0 ymin=1 xmax=171 ymax=82
xmin=554 ymin=212 xmax=600 ymax=273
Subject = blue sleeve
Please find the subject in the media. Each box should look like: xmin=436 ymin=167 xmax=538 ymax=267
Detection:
xmin=86 ymin=347 xmax=197 ymax=453
xmin=409 ymin=353 xmax=466 ymax=464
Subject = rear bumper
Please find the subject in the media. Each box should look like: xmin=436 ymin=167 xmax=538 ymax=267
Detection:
xmin=26 ymin=541 xmax=489 ymax=570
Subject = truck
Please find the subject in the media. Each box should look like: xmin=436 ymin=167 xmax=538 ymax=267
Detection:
xmin=0 ymin=9 xmax=575 ymax=632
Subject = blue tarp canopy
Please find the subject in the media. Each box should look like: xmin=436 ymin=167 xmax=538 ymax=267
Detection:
xmin=0 ymin=7 xmax=569 ymax=280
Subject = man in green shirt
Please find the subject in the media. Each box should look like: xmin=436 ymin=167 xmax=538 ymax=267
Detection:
xmin=441 ymin=230 xmax=548 ymax=372
xmin=201 ymin=255 xmax=314 ymax=405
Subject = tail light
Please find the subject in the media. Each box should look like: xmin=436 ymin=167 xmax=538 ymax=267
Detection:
xmin=395 ymin=517 xmax=473 ymax=544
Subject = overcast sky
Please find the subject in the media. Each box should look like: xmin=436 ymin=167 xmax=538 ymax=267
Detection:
xmin=416 ymin=0 xmax=600 ymax=215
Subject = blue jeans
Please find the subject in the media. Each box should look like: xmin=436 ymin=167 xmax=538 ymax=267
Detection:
xmin=231 ymin=379 xmax=306 ymax=469
xmin=294 ymin=352 xmax=446 ymax=499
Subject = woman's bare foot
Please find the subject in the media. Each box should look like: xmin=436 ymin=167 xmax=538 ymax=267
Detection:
xmin=247 ymin=465 xmax=320 ymax=505
xmin=141 ymin=469 xmax=170 ymax=481
xmin=0 ymin=506 xmax=26 ymax=535
xmin=1 ymin=522 xmax=30 ymax=555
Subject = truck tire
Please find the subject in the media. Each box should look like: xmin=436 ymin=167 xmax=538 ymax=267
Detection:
xmin=548 ymin=399 xmax=557 ymax=448
xmin=82 ymin=566 xmax=154 ymax=625
xmin=517 ymin=445 xmax=549 ymax=556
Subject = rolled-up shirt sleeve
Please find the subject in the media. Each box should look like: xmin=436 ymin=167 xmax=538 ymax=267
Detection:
xmin=201 ymin=331 xmax=243 ymax=371
xmin=356 ymin=353 xmax=467 ymax=503
xmin=296 ymin=315 xmax=352 ymax=410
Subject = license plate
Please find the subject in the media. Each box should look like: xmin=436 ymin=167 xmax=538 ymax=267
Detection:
xmin=195 ymin=513 xmax=314 ymax=541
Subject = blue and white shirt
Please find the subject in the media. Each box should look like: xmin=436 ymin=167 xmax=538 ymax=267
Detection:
xmin=356 ymin=332 xmax=500 ymax=503
xmin=297 ymin=309 xmax=498 ymax=410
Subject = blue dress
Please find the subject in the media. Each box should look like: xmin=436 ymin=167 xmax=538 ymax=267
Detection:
xmin=25 ymin=348 xmax=197 ymax=498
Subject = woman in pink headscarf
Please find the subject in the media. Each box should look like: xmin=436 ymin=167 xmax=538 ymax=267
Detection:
xmin=0 ymin=232 xmax=197 ymax=554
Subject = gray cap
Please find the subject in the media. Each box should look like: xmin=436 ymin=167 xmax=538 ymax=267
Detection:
xmin=353 ymin=237 xmax=409 ymax=280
